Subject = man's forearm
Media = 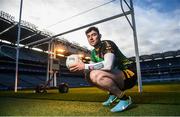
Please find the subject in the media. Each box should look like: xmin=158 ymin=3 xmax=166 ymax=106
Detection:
xmin=85 ymin=53 xmax=115 ymax=70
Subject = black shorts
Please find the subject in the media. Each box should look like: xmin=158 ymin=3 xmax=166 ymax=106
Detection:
xmin=121 ymin=68 xmax=137 ymax=91
xmin=84 ymin=68 xmax=137 ymax=91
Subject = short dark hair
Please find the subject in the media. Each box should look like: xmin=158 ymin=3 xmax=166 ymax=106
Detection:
xmin=85 ymin=26 xmax=100 ymax=35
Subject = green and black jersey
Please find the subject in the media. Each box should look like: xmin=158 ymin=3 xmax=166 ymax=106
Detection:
xmin=87 ymin=40 xmax=137 ymax=90
xmin=90 ymin=40 xmax=131 ymax=70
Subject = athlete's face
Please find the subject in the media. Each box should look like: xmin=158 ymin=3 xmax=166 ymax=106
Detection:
xmin=86 ymin=30 xmax=101 ymax=47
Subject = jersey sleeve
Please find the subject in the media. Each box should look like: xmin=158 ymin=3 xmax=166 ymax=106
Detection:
xmin=103 ymin=41 xmax=116 ymax=54
xmin=85 ymin=53 xmax=115 ymax=70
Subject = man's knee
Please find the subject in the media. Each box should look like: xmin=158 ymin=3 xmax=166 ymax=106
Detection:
xmin=91 ymin=71 xmax=106 ymax=84
xmin=90 ymin=70 xmax=102 ymax=83
xmin=96 ymin=73 xmax=105 ymax=84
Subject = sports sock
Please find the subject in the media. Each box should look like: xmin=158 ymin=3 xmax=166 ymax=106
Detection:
xmin=119 ymin=95 xmax=129 ymax=100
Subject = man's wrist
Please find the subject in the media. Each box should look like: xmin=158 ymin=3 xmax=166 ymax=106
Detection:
xmin=85 ymin=64 xmax=89 ymax=70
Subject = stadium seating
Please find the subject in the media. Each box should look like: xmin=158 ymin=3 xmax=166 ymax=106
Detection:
xmin=0 ymin=42 xmax=180 ymax=89
xmin=0 ymin=10 xmax=180 ymax=89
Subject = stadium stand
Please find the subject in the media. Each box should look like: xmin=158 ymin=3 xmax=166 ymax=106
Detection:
xmin=130 ymin=51 xmax=180 ymax=82
xmin=1 ymin=41 xmax=179 ymax=89
xmin=0 ymin=41 xmax=88 ymax=89
xmin=0 ymin=10 xmax=180 ymax=90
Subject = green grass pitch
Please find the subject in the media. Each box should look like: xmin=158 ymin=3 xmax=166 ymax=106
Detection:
xmin=0 ymin=82 xmax=180 ymax=116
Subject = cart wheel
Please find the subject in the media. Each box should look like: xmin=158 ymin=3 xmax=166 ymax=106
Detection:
xmin=58 ymin=83 xmax=69 ymax=93
xmin=35 ymin=84 xmax=47 ymax=93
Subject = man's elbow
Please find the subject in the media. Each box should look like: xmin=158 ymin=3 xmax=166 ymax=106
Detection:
xmin=102 ymin=64 xmax=113 ymax=71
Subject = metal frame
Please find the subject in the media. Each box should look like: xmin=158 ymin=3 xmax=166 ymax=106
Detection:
xmin=15 ymin=0 xmax=142 ymax=92
xmin=15 ymin=0 xmax=23 ymax=92
xmin=19 ymin=33 xmax=38 ymax=42
xmin=0 ymin=23 xmax=17 ymax=35
xmin=128 ymin=0 xmax=142 ymax=92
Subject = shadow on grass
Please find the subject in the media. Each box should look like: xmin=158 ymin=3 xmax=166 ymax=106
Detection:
xmin=110 ymin=103 xmax=138 ymax=111
xmin=1 ymin=91 xmax=180 ymax=105
xmin=130 ymin=92 xmax=180 ymax=105
xmin=0 ymin=92 xmax=107 ymax=102
xmin=126 ymin=104 xmax=138 ymax=111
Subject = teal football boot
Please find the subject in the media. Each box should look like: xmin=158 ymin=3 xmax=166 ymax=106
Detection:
xmin=110 ymin=96 xmax=132 ymax=112
xmin=102 ymin=95 xmax=117 ymax=106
